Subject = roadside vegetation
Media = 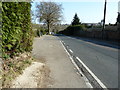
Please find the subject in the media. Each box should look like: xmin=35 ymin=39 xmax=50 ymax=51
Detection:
xmin=59 ymin=13 xmax=120 ymax=41
xmin=1 ymin=2 xmax=34 ymax=88
xmin=2 ymin=2 xmax=34 ymax=58
xmin=1 ymin=1 xmax=64 ymax=88
xmin=1 ymin=1 xmax=120 ymax=88
xmin=2 ymin=53 xmax=34 ymax=88
xmin=35 ymin=2 xmax=63 ymax=34
xmin=32 ymin=23 xmax=48 ymax=37
xmin=59 ymin=13 xmax=86 ymax=35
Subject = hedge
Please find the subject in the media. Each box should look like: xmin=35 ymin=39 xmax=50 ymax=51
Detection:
xmin=2 ymin=2 xmax=34 ymax=59
xmin=0 ymin=2 xmax=2 ymax=57
xmin=59 ymin=25 xmax=86 ymax=36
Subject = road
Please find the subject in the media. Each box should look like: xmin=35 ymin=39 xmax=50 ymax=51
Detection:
xmin=57 ymin=35 xmax=118 ymax=88
xmin=32 ymin=36 xmax=88 ymax=88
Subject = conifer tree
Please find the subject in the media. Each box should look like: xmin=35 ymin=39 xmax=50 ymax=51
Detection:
xmin=71 ymin=13 xmax=80 ymax=25
xmin=117 ymin=13 xmax=120 ymax=23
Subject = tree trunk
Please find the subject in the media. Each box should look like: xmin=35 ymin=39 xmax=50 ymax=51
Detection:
xmin=47 ymin=22 xmax=50 ymax=34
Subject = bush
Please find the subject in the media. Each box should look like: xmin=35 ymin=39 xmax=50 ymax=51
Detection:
xmin=59 ymin=25 xmax=86 ymax=36
xmin=34 ymin=28 xmax=48 ymax=37
xmin=2 ymin=2 xmax=34 ymax=58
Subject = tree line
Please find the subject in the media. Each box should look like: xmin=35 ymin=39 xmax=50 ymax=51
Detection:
xmin=59 ymin=12 xmax=120 ymax=36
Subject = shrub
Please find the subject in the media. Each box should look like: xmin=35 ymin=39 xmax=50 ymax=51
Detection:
xmin=2 ymin=2 xmax=34 ymax=58
xmin=34 ymin=28 xmax=48 ymax=37
xmin=59 ymin=25 xmax=86 ymax=35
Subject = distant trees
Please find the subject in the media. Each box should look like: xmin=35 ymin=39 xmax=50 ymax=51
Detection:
xmin=117 ymin=13 xmax=120 ymax=23
xmin=71 ymin=13 xmax=81 ymax=25
xmin=36 ymin=2 xmax=63 ymax=34
xmin=59 ymin=13 xmax=86 ymax=35
xmin=32 ymin=23 xmax=48 ymax=37
xmin=117 ymin=13 xmax=120 ymax=31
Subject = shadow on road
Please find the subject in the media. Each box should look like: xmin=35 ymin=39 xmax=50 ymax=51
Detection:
xmin=55 ymin=34 xmax=120 ymax=49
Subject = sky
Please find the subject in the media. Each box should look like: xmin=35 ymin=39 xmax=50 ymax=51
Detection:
xmin=31 ymin=0 xmax=120 ymax=24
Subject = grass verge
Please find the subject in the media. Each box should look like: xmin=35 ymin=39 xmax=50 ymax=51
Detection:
xmin=1 ymin=52 xmax=35 ymax=88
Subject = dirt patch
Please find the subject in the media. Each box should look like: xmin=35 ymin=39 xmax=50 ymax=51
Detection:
xmin=35 ymin=65 xmax=53 ymax=88
xmin=11 ymin=62 xmax=52 ymax=88
xmin=34 ymin=57 xmax=46 ymax=63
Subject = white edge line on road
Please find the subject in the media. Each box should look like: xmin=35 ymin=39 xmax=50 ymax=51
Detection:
xmin=60 ymin=41 xmax=93 ymax=88
xmin=76 ymin=57 xmax=107 ymax=88
xmin=69 ymin=49 xmax=73 ymax=53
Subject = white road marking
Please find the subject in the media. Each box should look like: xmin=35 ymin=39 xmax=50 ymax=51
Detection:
xmin=69 ymin=49 xmax=73 ymax=53
xmin=76 ymin=57 xmax=107 ymax=88
xmin=60 ymin=37 xmax=108 ymax=89
xmin=60 ymin=41 xmax=93 ymax=88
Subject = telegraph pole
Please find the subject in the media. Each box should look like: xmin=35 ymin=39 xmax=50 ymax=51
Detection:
xmin=102 ymin=0 xmax=107 ymax=39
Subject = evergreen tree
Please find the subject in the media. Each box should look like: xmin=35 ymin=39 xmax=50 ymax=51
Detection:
xmin=117 ymin=13 xmax=120 ymax=23
xmin=71 ymin=13 xmax=80 ymax=25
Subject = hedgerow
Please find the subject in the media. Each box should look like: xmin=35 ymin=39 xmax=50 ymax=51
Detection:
xmin=59 ymin=25 xmax=86 ymax=36
xmin=2 ymin=2 xmax=34 ymax=59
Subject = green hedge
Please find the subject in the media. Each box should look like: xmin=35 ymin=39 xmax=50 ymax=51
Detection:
xmin=2 ymin=2 xmax=34 ymax=59
xmin=33 ymin=27 xmax=48 ymax=37
xmin=59 ymin=25 xmax=86 ymax=35
xmin=0 ymin=2 xmax=2 ymax=57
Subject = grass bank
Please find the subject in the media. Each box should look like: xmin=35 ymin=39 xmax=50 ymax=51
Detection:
xmin=1 ymin=52 xmax=35 ymax=88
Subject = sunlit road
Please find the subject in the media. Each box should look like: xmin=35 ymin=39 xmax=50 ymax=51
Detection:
xmin=58 ymin=35 xmax=118 ymax=88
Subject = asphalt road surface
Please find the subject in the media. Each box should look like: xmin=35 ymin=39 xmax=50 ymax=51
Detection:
xmin=57 ymin=35 xmax=118 ymax=88
xmin=32 ymin=36 xmax=88 ymax=88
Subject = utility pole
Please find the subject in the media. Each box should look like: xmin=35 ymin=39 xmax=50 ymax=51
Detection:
xmin=102 ymin=0 xmax=107 ymax=39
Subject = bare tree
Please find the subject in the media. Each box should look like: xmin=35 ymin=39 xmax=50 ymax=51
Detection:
xmin=36 ymin=2 xmax=63 ymax=34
